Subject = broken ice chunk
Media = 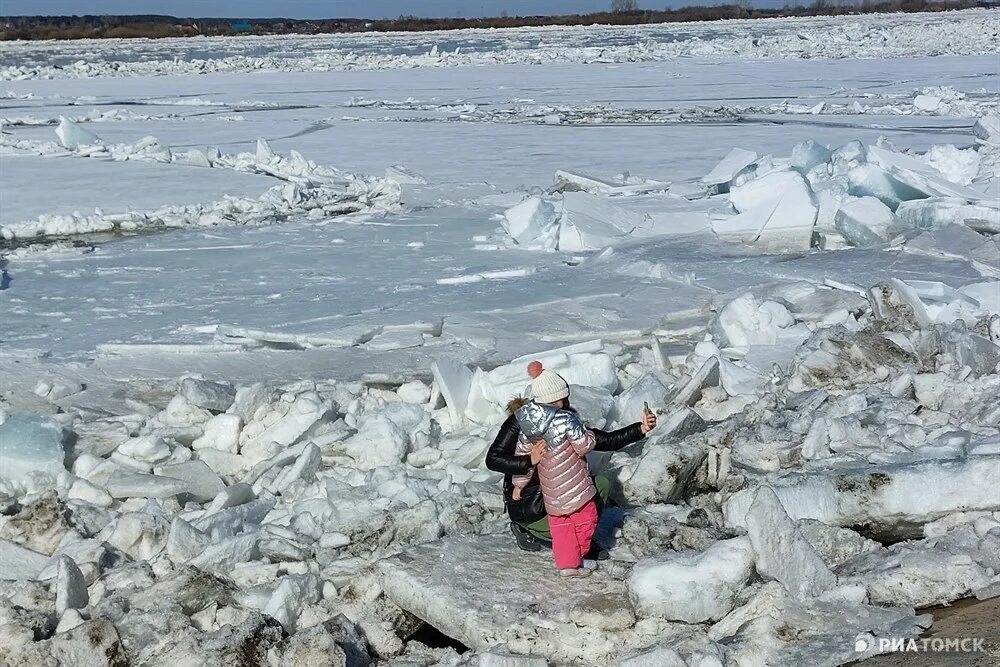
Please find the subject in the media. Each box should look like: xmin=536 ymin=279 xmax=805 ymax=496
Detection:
xmin=745 ymin=487 xmax=837 ymax=599
xmin=0 ymin=538 xmax=49 ymax=580
xmin=913 ymin=94 xmax=942 ymax=112
xmin=189 ymin=533 xmax=259 ymax=573
xmin=790 ymin=139 xmax=832 ymax=174
xmin=973 ymin=115 xmax=1000 ymax=144
xmin=501 ymin=196 xmax=559 ymax=248
xmin=830 ymin=140 xmax=867 ymax=175
xmin=668 ymin=180 xmax=710 ymax=200
xmin=896 ymin=198 xmax=1000 ymax=234
xmin=714 ymin=170 xmax=817 ymax=251
xmin=430 ymin=358 xmax=473 ymax=427
xmin=724 ymin=455 xmax=1000 ymax=541
xmin=924 ymin=144 xmax=980 ymax=186
xmin=181 ymin=378 xmax=236 ymax=413
xmin=834 ymin=196 xmax=898 ymax=246
xmin=55 ymin=117 xmax=102 ymax=149
xmin=155 ymin=461 xmax=225 ymax=503
xmin=609 ymin=372 xmax=671 ymax=428
xmin=174 ymin=149 xmax=211 ymax=168
xmin=867 ymin=145 xmax=991 ymax=203
xmin=55 ymin=555 xmax=88 ymax=615
xmin=192 ymin=413 xmax=242 ymax=453
xmin=557 ymin=191 xmax=649 ymax=252
xmin=0 ymin=415 xmax=70 ymax=491
xmin=712 ymin=294 xmax=794 ymax=348
xmin=702 ymin=148 xmax=758 ymax=187
xmin=552 ymin=169 xmax=668 ymax=195
xmin=628 ymin=536 xmax=755 ymax=623
xmin=385 ymin=164 xmax=427 ymax=185
xmin=104 ymin=471 xmax=190 ymax=499
xmin=905 ymin=224 xmax=994 ymax=262
xmin=847 ymin=164 xmax=927 ymax=209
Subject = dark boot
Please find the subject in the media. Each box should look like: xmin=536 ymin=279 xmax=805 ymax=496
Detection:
xmin=510 ymin=522 xmax=541 ymax=552
xmin=585 ymin=544 xmax=610 ymax=561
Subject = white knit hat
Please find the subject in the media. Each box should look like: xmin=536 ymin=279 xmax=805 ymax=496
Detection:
xmin=527 ymin=361 xmax=569 ymax=404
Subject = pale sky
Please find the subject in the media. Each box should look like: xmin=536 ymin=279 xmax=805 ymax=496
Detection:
xmin=0 ymin=1 xmax=748 ymax=19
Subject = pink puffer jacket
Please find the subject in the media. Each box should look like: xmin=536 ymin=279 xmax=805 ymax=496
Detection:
xmin=511 ymin=402 xmax=596 ymax=517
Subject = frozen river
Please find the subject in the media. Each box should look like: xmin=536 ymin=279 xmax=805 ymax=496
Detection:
xmin=0 ymin=9 xmax=998 ymax=667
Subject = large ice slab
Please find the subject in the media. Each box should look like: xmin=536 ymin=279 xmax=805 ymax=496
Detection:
xmin=896 ymin=197 xmax=1000 ymax=235
xmin=837 ymin=523 xmax=1000 ymax=608
xmin=974 ymin=115 xmax=1000 ymax=144
xmin=431 ymin=358 xmax=474 ymax=427
xmin=0 ymin=538 xmax=49 ymax=580
xmin=553 ymin=170 xmax=668 ymax=196
xmin=378 ymin=534 xmax=661 ymax=665
xmin=501 ymin=196 xmax=559 ymax=249
xmin=867 ymin=145 xmax=993 ymax=203
xmin=0 ymin=414 xmax=69 ymax=491
xmin=702 ymin=148 xmax=758 ymax=187
xmin=835 ymin=196 xmax=898 ymax=246
xmin=745 ymin=487 xmax=837 ymax=599
xmin=104 ymin=471 xmax=191 ymax=499
xmin=713 ymin=170 xmax=817 ymax=251
xmin=55 ymin=117 xmax=101 ymax=149
xmin=557 ymin=191 xmax=649 ymax=252
xmin=725 ymin=455 xmax=1000 ymax=539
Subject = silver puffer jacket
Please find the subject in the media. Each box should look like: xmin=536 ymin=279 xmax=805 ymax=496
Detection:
xmin=512 ymin=402 xmax=596 ymax=517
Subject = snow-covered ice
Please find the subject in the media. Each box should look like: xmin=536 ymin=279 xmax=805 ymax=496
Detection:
xmin=628 ymin=537 xmax=756 ymax=623
xmin=2 ymin=10 xmax=999 ymax=667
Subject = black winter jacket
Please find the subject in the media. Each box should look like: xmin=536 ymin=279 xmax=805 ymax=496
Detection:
xmin=485 ymin=413 xmax=645 ymax=523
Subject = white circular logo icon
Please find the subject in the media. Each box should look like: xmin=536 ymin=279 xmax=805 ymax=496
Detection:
xmin=855 ymin=634 xmax=873 ymax=653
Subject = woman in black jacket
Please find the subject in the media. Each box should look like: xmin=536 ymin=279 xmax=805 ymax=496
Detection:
xmin=485 ymin=401 xmax=656 ymax=555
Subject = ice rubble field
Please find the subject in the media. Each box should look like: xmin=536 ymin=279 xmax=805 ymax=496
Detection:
xmin=1 ymin=9 xmax=997 ymax=77
xmin=2 ymin=8 xmax=1000 ymax=667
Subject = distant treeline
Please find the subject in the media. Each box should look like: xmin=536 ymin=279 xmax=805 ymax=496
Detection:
xmin=0 ymin=0 xmax=982 ymax=41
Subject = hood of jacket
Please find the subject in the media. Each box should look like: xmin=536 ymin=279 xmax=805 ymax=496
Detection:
xmin=514 ymin=401 xmax=558 ymax=442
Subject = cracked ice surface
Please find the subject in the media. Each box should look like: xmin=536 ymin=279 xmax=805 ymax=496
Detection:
xmin=2 ymin=12 xmax=1000 ymax=667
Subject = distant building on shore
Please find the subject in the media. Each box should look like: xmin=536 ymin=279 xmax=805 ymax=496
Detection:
xmin=230 ymin=21 xmax=252 ymax=32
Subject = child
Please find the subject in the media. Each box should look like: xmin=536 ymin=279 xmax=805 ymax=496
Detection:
xmin=511 ymin=361 xmax=598 ymax=577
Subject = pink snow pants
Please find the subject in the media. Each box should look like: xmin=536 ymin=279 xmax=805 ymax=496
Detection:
xmin=547 ymin=500 xmax=598 ymax=570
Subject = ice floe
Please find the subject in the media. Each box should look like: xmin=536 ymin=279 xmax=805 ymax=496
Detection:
xmin=0 ymin=129 xmax=399 ymax=241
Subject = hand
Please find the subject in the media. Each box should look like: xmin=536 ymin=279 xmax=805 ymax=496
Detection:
xmin=512 ymin=487 xmax=522 ymax=501
xmin=641 ymin=409 xmax=657 ymax=434
xmin=530 ymin=439 xmax=545 ymax=465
